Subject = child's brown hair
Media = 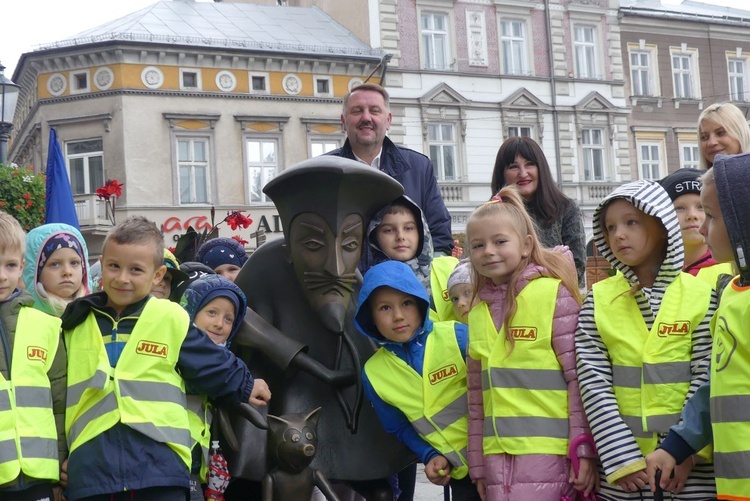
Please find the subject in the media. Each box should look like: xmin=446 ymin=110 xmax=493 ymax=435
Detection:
xmin=104 ymin=216 xmax=164 ymax=268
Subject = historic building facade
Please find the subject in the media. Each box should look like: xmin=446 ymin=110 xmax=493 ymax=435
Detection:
xmin=9 ymin=0 xmax=382 ymax=255
xmin=620 ymin=0 xmax=750 ymax=179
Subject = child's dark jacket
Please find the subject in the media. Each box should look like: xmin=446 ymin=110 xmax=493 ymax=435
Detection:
xmin=60 ymin=292 xmax=254 ymax=500
xmin=355 ymin=261 xmax=468 ymax=464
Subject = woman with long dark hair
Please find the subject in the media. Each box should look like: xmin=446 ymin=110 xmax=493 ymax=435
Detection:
xmin=491 ymin=136 xmax=586 ymax=287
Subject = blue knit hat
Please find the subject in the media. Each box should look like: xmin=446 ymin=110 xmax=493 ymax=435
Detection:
xmin=195 ymin=237 xmax=248 ymax=271
xmin=179 ymin=274 xmax=247 ymax=347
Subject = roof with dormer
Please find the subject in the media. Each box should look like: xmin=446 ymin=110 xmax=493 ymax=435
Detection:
xmin=33 ymin=0 xmax=381 ymax=59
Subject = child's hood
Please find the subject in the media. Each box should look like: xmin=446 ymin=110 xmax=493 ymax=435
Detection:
xmin=367 ymin=195 xmax=433 ymax=267
xmin=179 ymin=274 xmax=247 ymax=346
xmin=23 ymin=223 xmax=91 ymax=315
xmin=714 ymin=153 xmax=750 ymax=282
xmin=593 ymin=180 xmax=682 ymax=286
xmin=354 ymin=260 xmax=432 ymax=344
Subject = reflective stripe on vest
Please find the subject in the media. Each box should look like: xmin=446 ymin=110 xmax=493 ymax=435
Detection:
xmin=0 ymin=307 xmax=61 ymax=484
xmin=365 ymin=322 xmax=469 ymax=479
xmin=468 ymin=277 xmax=569 ymax=456
xmin=429 ymin=256 xmax=460 ymax=323
xmin=710 ymin=283 xmax=750 ymax=499
xmin=695 ymin=263 xmax=734 ymax=290
xmin=187 ymin=394 xmax=212 ymax=481
xmin=64 ymin=298 xmax=192 ymax=467
xmin=593 ymin=272 xmax=711 ymax=456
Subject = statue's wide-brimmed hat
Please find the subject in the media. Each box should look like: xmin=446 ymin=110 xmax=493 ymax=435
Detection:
xmin=264 ymin=156 xmax=404 ymax=237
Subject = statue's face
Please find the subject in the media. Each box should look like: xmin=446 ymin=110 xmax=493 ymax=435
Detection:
xmin=288 ymin=212 xmax=363 ymax=332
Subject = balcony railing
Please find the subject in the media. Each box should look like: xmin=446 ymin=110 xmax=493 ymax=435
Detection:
xmin=439 ymin=183 xmax=466 ymax=203
xmin=563 ymin=182 xmax=623 ymax=207
xmin=74 ymin=194 xmax=113 ymax=228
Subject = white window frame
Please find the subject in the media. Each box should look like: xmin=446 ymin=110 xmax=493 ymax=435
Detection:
xmin=246 ymin=137 xmax=280 ymax=204
xmin=69 ymin=70 xmax=91 ymax=95
xmin=573 ymin=24 xmax=599 ymax=79
xmin=507 ymin=125 xmax=533 ymax=139
xmin=313 ymin=76 xmax=333 ymax=98
xmin=637 ymin=141 xmax=665 ymax=180
xmin=499 ymin=19 xmax=529 ymax=76
xmin=679 ymin=142 xmax=700 ymax=170
xmin=309 ymin=137 xmax=341 ymax=158
xmin=728 ymin=56 xmax=750 ymax=102
xmin=628 ymin=44 xmax=660 ymax=97
xmin=176 ymin=136 xmax=211 ymax=205
xmin=670 ymin=46 xmax=701 ymax=101
xmin=179 ymin=68 xmax=202 ymax=91
xmin=581 ymin=128 xmax=606 ymax=181
xmin=66 ymin=138 xmax=104 ymax=195
xmin=419 ymin=10 xmax=452 ymax=71
xmin=427 ymin=123 xmax=458 ymax=181
xmin=249 ymin=72 xmax=270 ymax=95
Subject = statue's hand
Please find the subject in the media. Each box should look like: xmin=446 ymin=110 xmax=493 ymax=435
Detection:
xmin=291 ymin=352 xmax=357 ymax=386
xmin=328 ymin=368 xmax=357 ymax=387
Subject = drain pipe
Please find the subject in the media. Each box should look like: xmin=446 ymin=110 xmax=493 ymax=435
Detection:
xmin=544 ymin=0 xmax=564 ymax=188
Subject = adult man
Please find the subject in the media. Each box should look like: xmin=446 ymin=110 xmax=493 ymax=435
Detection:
xmin=226 ymin=156 xmax=414 ymax=500
xmin=328 ymin=83 xmax=453 ymax=257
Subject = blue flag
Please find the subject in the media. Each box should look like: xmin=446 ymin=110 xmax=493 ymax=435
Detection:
xmin=45 ymin=128 xmax=80 ymax=229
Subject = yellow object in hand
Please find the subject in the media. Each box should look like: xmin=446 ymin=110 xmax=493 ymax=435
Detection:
xmin=438 ymin=469 xmax=446 ymax=477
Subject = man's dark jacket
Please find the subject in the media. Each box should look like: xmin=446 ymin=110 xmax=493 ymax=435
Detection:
xmin=328 ymin=137 xmax=453 ymax=254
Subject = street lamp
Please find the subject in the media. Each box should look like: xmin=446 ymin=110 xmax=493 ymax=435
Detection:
xmin=0 ymin=63 xmax=20 ymax=165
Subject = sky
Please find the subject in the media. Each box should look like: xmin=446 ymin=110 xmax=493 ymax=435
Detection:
xmin=0 ymin=0 xmax=742 ymax=79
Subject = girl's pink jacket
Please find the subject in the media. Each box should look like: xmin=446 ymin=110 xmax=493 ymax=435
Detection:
xmin=467 ymin=255 xmax=595 ymax=501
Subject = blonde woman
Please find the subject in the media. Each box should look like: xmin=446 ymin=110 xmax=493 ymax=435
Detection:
xmin=697 ymin=102 xmax=750 ymax=169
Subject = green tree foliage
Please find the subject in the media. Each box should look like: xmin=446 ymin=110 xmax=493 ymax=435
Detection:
xmin=0 ymin=164 xmax=46 ymax=231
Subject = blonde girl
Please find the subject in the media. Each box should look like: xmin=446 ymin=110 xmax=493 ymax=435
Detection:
xmin=697 ymin=102 xmax=750 ymax=169
xmin=465 ymin=185 xmax=597 ymax=501
xmin=23 ymin=223 xmax=91 ymax=316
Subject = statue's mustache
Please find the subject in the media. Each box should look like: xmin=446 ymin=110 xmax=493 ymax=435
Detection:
xmin=302 ymin=271 xmax=357 ymax=293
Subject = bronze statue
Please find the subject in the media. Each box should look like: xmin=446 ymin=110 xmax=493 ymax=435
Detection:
xmin=228 ymin=157 xmax=414 ymax=500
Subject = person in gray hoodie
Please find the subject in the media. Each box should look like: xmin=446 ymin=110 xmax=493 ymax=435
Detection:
xmin=576 ymin=180 xmax=717 ymax=499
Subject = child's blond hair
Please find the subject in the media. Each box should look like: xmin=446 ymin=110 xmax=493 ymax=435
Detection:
xmin=104 ymin=216 xmax=164 ymax=267
xmin=467 ymin=186 xmax=581 ymax=350
xmin=0 ymin=211 xmax=26 ymax=256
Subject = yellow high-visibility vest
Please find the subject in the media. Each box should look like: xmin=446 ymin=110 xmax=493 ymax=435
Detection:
xmin=695 ymin=263 xmax=734 ymax=290
xmin=365 ymin=321 xmax=469 ymax=479
xmin=0 ymin=307 xmax=61 ymax=484
xmin=187 ymin=394 xmax=212 ymax=481
xmin=710 ymin=280 xmax=750 ymax=500
xmin=429 ymin=256 xmax=460 ymax=322
xmin=469 ymin=277 xmax=569 ymax=456
xmin=593 ymin=272 xmax=712 ymax=455
xmin=65 ymin=298 xmax=193 ymax=467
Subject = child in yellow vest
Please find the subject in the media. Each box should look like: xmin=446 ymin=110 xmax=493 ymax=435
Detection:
xmin=466 ymin=186 xmax=596 ymax=501
xmin=0 ymin=211 xmax=66 ymax=501
xmin=576 ymin=180 xmax=717 ymax=499
xmin=60 ymin=216 xmax=270 ymax=501
xmin=355 ymin=260 xmax=480 ymax=500
xmin=646 ymin=153 xmax=750 ymax=500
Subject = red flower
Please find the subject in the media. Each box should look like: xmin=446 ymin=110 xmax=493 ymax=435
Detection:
xmin=96 ymin=179 xmax=124 ymax=200
xmin=22 ymin=193 xmax=31 ymax=200
xmin=225 ymin=211 xmax=253 ymax=231
xmin=231 ymin=235 xmax=249 ymax=246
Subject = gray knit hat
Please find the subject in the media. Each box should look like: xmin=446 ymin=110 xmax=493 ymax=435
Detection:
xmin=713 ymin=153 xmax=750 ymax=279
xmin=447 ymin=259 xmax=472 ymax=292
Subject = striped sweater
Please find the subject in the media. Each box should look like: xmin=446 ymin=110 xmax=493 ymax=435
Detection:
xmin=575 ymin=180 xmax=717 ymax=500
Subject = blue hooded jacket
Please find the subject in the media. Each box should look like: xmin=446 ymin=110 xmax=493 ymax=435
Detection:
xmin=354 ymin=261 xmax=468 ymax=465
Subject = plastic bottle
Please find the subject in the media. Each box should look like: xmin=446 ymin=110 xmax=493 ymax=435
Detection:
xmin=205 ymin=440 xmax=230 ymax=501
